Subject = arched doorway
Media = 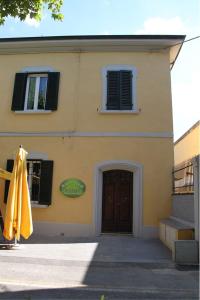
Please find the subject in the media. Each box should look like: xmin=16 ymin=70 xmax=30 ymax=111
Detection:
xmin=94 ymin=160 xmax=143 ymax=237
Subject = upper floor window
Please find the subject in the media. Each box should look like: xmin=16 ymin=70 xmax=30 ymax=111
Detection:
xmin=107 ymin=70 xmax=132 ymax=110
xmin=102 ymin=65 xmax=137 ymax=113
xmin=11 ymin=72 xmax=60 ymax=112
xmin=25 ymin=74 xmax=48 ymax=111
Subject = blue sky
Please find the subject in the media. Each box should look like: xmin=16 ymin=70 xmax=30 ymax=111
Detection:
xmin=0 ymin=0 xmax=199 ymax=140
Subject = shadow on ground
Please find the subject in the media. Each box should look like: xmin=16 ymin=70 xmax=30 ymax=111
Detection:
xmin=0 ymin=235 xmax=199 ymax=299
xmin=0 ymin=285 xmax=199 ymax=299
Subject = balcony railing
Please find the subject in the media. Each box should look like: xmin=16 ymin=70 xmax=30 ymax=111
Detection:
xmin=173 ymin=160 xmax=194 ymax=194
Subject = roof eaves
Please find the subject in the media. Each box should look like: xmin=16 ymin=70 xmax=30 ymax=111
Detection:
xmin=0 ymin=34 xmax=186 ymax=43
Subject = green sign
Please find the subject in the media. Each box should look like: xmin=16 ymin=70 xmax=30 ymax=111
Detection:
xmin=60 ymin=178 xmax=86 ymax=198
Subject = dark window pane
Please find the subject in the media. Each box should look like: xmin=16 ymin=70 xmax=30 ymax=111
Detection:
xmin=38 ymin=77 xmax=48 ymax=109
xmin=27 ymin=77 xmax=36 ymax=109
xmin=27 ymin=160 xmax=41 ymax=203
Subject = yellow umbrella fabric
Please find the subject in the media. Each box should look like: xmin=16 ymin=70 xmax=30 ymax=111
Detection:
xmin=0 ymin=168 xmax=12 ymax=181
xmin=3 ymin=147 xmax=33 ymax=241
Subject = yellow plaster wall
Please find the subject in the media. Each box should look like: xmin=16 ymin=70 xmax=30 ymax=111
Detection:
xmin=0 ymin=49 xmax=174 ymax=231
xmin=0 ymin=137 xmax=173 ymax=227
xmin=174 ymin=123 xmax=200 ymax=165
xmin=0 ymin=51 xmax=173 ymax=133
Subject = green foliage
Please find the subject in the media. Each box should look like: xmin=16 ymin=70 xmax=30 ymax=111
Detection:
xmin=0 ymin=0 xmax=63 ymax=25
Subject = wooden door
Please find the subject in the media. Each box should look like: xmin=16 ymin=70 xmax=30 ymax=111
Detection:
xmin=102 ymin=170 xmax=133 ymax=233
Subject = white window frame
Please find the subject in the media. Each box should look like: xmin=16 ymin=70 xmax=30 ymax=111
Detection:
xmin=24 ymin=73 xmax=48 ymax=112
xmin=101 ymin=65 xmax=138 ymax=114
xmin=27 ymin=152 xmax=49 ymax=208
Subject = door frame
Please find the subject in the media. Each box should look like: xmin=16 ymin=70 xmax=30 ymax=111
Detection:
xmin=94 ymin=160 xmax=143 ymax=237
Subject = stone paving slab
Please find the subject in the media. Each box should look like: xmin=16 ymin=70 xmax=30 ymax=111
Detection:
xmin=0 ymin=235 xmax=198 ymax=299
xmin=0 ymin=235 xmax=172 ymax=263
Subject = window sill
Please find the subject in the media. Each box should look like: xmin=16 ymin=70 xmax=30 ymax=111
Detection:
xmin=99 ymin=109 xmax=140 ymax=114
xmin=14 ymin=110 xmax=52 ymax=114
xmin=31 ymin=203 xmax=49 ymax=208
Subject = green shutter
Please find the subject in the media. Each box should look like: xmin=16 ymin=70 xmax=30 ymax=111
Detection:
xmin=39 ymin=160 xmax=54 ymax=205
xmin=4 ymin=159 xmax=14 ymax=203
xmin=120 ymin=71 xmax=133 ymax=110
xmin=107 ymin=70 xmax=133 ymax=110
xmin=106 ymin=71 xmax=120 ymax=110
xmin=45 ymin=72 xmax=60 ymax=110
xmin=11 ymin=73 xmax=27 ymax=111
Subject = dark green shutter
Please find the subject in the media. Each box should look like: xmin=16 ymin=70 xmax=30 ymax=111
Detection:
xmin=120 ymin=71 xmax=133 ymax=110
xmin=11 ymin=73 xmax=27 ymax=111
xmin=4 ymin=160 xmax=14 ymax=203
xmin=107 ymin=71 xmax=120 ymax=110
xmin=45 ymin=72 xmax=60 ymax=111
xmin=39 ymin=160 xmax=54 ymax=205
xmin=106 ymin=70 xmax=133 ymax=110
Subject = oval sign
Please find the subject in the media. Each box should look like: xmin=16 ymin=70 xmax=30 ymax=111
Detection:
xmin=60 ymin=178 xmax=86 ymax=198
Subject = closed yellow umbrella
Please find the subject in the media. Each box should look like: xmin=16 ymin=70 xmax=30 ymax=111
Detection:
xmin=3 ymin=146 xmax=33 ymax=241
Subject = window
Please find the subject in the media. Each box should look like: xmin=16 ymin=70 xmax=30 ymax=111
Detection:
xmin=24 ymin=74 xmax=48 ymax=111
xmin=4 ymin=159 xmax=54 ymax=206
xmin=102 ymin=65 xmax=137 ymax=112
xmin=107 ymin=70 xmax=132 ymax=110
xmin=11 ymin=72 xmax=60 ymax=112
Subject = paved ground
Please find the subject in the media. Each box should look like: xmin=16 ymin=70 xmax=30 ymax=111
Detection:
xmin=0 ymin=235 xmax=199 ymax=299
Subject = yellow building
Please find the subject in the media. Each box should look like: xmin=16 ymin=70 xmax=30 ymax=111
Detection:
xmin=173 ymin=120 xmax=200 ymax=195
xmin=174 ymin=121 xmax=200 ymax=166
xmin=0 ymin=35 xmax=185 ymax=238
xmin=173 ymin=121 xmax=200 ymax=243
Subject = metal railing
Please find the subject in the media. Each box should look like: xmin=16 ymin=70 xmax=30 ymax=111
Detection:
xmin=173 ymin=160 xmax=194 ymax=194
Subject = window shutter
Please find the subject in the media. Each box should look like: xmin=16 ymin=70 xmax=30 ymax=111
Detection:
xmin=39 ymin=160 xmax=54 ymax=205
xmin=11 ymin=73 xmax=27 ymax=111
xmin=45 ymin=72 xmax=60 ymax=111
xmin=120 ymin=71 xmax=133 ymax=110
xmin=106 ymin=71 xmax=120 ymax=110
xmin=4 ymin=159 xmax=14 ymax=203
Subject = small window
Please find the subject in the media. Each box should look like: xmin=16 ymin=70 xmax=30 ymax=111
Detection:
xmin=11 ymin=72 xmax=60 ymax=112
xmin=102 ymin=65 xmax=137 ymax=113
xmin=25 ymin=74 xmax=48 ymax=111
xmin=107 ymin=70 xmax=133 ymax=110
xmin=4 ymin=159 xmax=54 ymax=206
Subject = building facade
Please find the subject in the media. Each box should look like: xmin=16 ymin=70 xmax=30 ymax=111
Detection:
xmin=173 ymin=121 xmax=200 ymax=241
xmin=174 ymin=121 xmax=200 ymax=166
xmin=0 ymin=35 xmax=185 ymax=238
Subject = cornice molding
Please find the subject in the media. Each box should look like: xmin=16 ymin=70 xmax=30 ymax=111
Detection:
xmin=0 ymin=131 xmax=173 ymax=138
xmin=0 ymin=35 xmax=185 ymax=68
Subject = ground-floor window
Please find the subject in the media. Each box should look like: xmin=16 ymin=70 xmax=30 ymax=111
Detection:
xmin=4 ymin=159 xmax=54 ymax=206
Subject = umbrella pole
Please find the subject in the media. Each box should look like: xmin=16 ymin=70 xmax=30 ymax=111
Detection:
xmin=14 ymin=229 xmax=19 ymax=246
xmin=12 ymin=236 xmax=20 ymax=248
